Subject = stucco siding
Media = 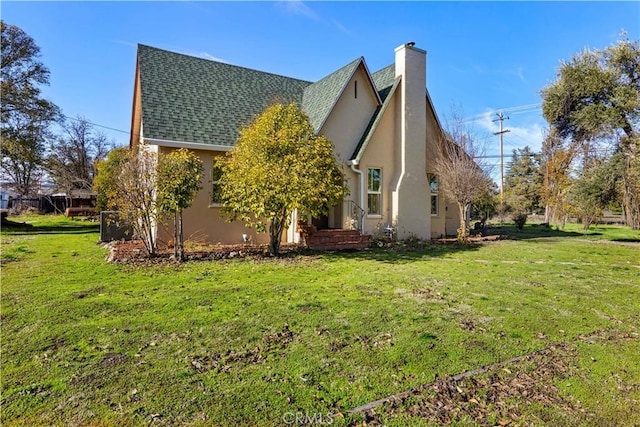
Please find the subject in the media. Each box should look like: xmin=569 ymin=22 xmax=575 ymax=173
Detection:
xmin=320 ymin=65 xmax=379 ymax=162
xmin=359 ymin=94 xmax=396 ymax=234
xmin=156 ymin=148 xmax=272 ymax=246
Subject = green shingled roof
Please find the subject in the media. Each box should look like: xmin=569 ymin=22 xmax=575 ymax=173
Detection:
xmin=301 ymin=57 xmax=362 ymax=132
xmin=138 ymin=45 xmax=312 ymax=146
xmin=371 ymin=64 xmax=396 ymax=101
xmin=137 ymin=46 xmax=398 ymax=149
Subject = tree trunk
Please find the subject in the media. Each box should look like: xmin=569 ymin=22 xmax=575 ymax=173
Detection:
xmin=174 ymin=210 xmax=180 ymax=261
xmin=544 ymin=204 xmax=551 ymax=223
xmin=622 ymin=150 xmax=640 ymax=230
xmin=268 ymin=214 xmax=286 ymax=256
xmin=178 ymin=209 xmax=184 ymax=261
xmin=457 ymin=203 xmax=469 ymax=242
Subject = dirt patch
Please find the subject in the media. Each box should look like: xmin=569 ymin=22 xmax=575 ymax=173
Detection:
xmin=100 ymin=352 xmax=129 ymax=368
xmin=189 ymin=324 xmax=298 ymax=374
xmin=347 ymin=329 xmax=640 ymax=425
xmin=105 ymin=240 xmax=305 ymax=264
xmin=434 ymin=234 xmax=504 ymax=244
xmin=350 ymin=343 xmax=580 ymax=426
xmin=73 ymin=286 xmax=105 ymax=299
xmin=69 ymin=374 xmax=99 ymax=387
xmin=43 ymin=337 xmax=67 ymax=352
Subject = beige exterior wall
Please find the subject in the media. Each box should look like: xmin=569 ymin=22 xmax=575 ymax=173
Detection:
xmin=320 ymin=64 xmax=380 ymax=229
xmin=321 ymin=65 xmax=379 ymax=162
xmin=155 ymin=147 xmax=272 ymax=246
xmin=424 ymin=97 xmax=461 ymax=238
xmin=359 ymin=94 xmax=397 ymax=235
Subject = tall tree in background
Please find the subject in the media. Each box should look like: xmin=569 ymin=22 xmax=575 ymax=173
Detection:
xmin=504 ymin=146 xmax=543 ymax=216
xmin=568 ymin=159 xmax=620 ymax=231
xmin=541 ymin=35 xmax=639 ymax=228
xmin=156 ymin=148 xmax=203 ymax=262
xmin=539 ymin=129 xmax=575 ymax=226
xmin=1 ymin=21 xmax=60 ymax=197
xmin=432 ymin=113 xmax=493 ymax=242
xmin=217 ymin=103 xmax=347 ymax=256
xmin=47 ymin=117 xmax=112 ymax=194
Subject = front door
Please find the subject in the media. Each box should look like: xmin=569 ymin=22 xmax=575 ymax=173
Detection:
xmin=312 ymin=214 xmax=329 ymax=230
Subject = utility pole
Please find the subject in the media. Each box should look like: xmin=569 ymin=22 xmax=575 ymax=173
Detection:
xmin=493 ymin=112 xmax=510 ymax=202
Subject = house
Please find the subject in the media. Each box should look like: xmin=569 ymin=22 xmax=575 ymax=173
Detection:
xmin=129 ymin=42 xmax=460 ymax=246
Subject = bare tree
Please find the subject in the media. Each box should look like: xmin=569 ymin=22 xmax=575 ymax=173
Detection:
xmin=47 ymin=117 xmax=112 ymax=194
xmin=432 ymin=114 xmax=493 ymax=242
xmin=112 ymin=147 xmax=158 ymax=256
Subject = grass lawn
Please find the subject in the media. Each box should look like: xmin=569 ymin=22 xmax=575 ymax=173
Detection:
xmin=1 ymin=215 xmax=639 ymax=426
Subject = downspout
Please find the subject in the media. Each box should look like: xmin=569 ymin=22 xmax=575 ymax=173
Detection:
xmin=349 ymin=160 xmax=366 ymax=234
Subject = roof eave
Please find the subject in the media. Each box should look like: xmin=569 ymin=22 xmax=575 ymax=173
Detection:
xmin=426 ymin=87 xmax=445 ymax=135
xmin=144 ymin=138 xmax=233 ymax=152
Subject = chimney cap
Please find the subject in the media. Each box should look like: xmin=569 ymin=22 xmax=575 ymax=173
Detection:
xmin=406 ymin=41 xmax=416 ymax=47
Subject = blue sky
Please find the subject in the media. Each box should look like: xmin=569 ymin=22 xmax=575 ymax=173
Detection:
xmin=3 ymin=1 xmax=639 ymax=170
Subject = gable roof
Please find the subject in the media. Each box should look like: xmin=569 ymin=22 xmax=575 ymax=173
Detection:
xmin=137 ymin=45 xmax=311 ymax=146
xmin=301 ymin=57 xmax=363 ymax=132
xmin=135 ymin=45 xmax=439 ymax=159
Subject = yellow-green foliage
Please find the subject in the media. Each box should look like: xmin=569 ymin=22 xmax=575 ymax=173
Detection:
xmin=217 ymin=103 xmax=347 ymax=255
xmin=93 ymin=147 xmax=130 ymax=211
xmin=156 ymin=148 xmax=203 ymax=213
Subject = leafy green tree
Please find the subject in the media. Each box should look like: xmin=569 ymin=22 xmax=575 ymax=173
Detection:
xmin=504 ymin=146 xmax=543 ymax=226
xmin=568 ymin=160 xmax=619 ymax=231
xmin=157 ymin=148 xmax=203 ymax=261
xmin=541 ymin=35 xmax=640 ymax=228
xmin=93 ymin=146 xmax=130 ymax=212
xmin=217 ymin=103 xmax=347 ymax=256
xmin=1 ymin=21 xmax=60 ymax=197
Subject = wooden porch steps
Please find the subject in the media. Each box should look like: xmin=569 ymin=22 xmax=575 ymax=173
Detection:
xmin=306 ymin=229 xmax=371 ymax=251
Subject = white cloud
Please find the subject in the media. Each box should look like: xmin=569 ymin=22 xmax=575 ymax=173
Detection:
xmin=279 ymin=0 xmax=322 ymax=22
xmin=196 ymin=52 xmax=230 ymax=64
xmin=111 ymin=39 xmax=137 ymax=48
xmin=277 ymin=1 xmax=354 ymax=35
xmin=332 ymin=20 xmax=352 ymax=36
xmin=470 ymin=65 xmax=527 ymax=83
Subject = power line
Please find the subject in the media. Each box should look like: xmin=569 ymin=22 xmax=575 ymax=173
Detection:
xmin=461 ymin=103 xmax=541 ymax=123
xmin=61 ymin=114 xmax=130 ymax=135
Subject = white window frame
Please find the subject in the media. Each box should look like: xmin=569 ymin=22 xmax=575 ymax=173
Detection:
xmin=209 ymin=164 xmax=223 ymax=207
xmin=429 ymin=174 xmax=439 ymax=217
xmin=367 ymin=167 xmax=382 ymax=217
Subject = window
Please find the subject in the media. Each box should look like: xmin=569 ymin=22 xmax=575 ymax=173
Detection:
xmin=210 ymin=165 xmax=223 ymax=205
xmin=429 ymin=174 xmax=439 ymax=216
xmin=354 ymin=80 xmax=358 ymax=99
xmin=367 ymin=168 xmax=382 ymax=216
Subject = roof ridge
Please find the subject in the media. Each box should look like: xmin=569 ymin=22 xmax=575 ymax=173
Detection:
xmin=137 ymin=44 xmax=313 ymax=85
xmin=301 ymin=57 xmax=365 ymax=132
xmin=310 ymin=56 xmax=363 ymax=85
